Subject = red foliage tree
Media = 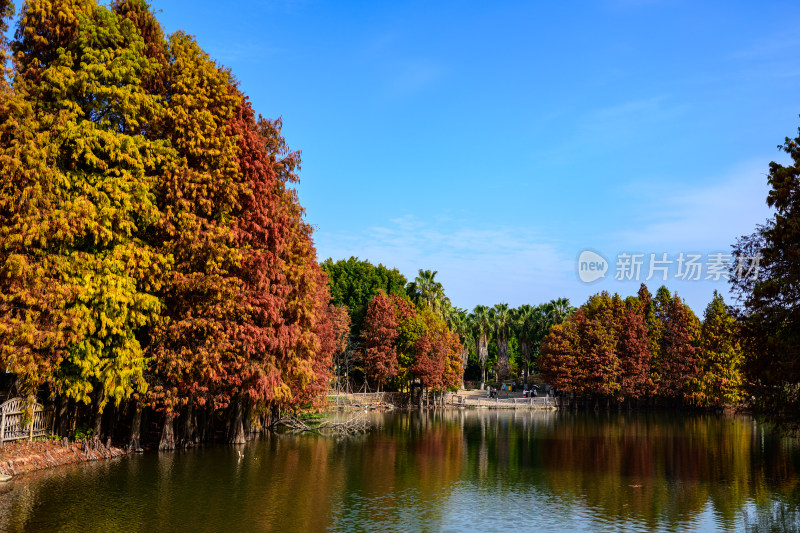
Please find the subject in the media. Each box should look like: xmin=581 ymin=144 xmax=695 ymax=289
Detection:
xmin=657 ymin=295 xmax=701 ymax=401
xmin=233 ymin=100 xmax=335 ymax=413
xmin=409 ymin=309 xmax=464 ymax=393
xmin=411 ymin=334 xmax=442 ymax=391
xmin=324 ymin=304 xmax=351 ymax=384
xmin=362 ymin=293 xmax=400 ymax=389
xmin=574 ymin=311 xmax=619 ymax=397
xmin=617 ymin=308 xmax=653 ymax=400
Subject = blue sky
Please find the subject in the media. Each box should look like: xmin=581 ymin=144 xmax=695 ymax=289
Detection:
xmin=153 ymin=0 xmax=799 ymax=313
xmin=13 ymin=1 xmax=800 ymax=313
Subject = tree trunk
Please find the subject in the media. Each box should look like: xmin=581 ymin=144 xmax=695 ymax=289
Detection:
xmin=183 ymin=400 xmax=196 ymax=445
xmin=243 ymin=401 xmax=252 ymax=440
xmin=107 ymin=403 xmax=118 ymax=442
xmin=228 ymin=397 xmax=246 ymax=444
xmin=521 ymin=341 xmax=530 ymax=386
xmin=268 ymin=404 xmax=280 ymax=431
xmin=197 ymin=406 xmax=208 ymax=443
xmin=159 ymin=412 xmax=176 ymax=451
xmin=497 ymin=339 xmax=510 ymax=380
xmin=480 ymin=362 xmax=486 ymax=389
xmin=92 ymin=387 xmax=104 ymax=438
xmin=523 ymin=355 xmax=529 ymax=386
xmin=129 ymin=405 xmax=142 ymax=450
xmin=460 ymin=348 xmax=469 ymax=390
xmin=56 ymin=395 xmax=70 ymax=436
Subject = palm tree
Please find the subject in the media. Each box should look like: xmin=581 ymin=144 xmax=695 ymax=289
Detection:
xmin=470 ymin=305 xmax=491 ymax=388
xmin=526 ymin=299 xmax=575 ymax=375
xmin=549 ymin=297 xmax=576 ymax=324
xmin=490 ymin=303 xmax=512 ymax=381
xmin=447 ymin=308 xmax=473 ymax=388
xmin=529 ymin=303 xmax=554 ymax=376
xmin=407 ymin=269 xmax=446 ymax=316
xmin=513 ymin=305 xmax=536 ymax=385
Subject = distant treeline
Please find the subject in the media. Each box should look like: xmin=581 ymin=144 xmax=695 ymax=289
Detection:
xmin=323 ymin=256 xmax=746 ymax=410
xmin=540 ymin=287 xmax=742 ymax=408
xmin=322 ymin=258 xmax=576 ymax=391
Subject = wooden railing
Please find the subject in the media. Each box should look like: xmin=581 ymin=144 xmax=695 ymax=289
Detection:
xmin=447 ymin=394 xmax=559 ymax=409
xmin=327 ymin=392 xmax=409 ymax=407
xmin=0 ymin=397 xmax=54 ymax=445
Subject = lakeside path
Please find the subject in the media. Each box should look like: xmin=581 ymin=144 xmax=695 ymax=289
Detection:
xmin=328 ymin=390 xmax=559 ymax=410
xmin=449 ymin=389 xmax=559 ymax=410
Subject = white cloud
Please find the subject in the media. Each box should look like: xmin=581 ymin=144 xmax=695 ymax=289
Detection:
xmin=315 ymin=215 xmax=576 ymax=309
xmin=612 ymin=159 xmax=774 ymax=251
xmin=312 ymin=160 xmax=778 ymax=314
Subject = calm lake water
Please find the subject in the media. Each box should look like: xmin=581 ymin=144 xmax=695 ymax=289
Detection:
xmin=1 ymin=409 xmax=799 ymax=532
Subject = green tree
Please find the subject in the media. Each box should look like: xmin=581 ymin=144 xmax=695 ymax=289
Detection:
xmin=406 ymin=269 xmax=448 ymax=317
xmin=695 ymin=291 xmax=744 ymax=407
xmin=548 ymin=297 xmax=576 ymax=324
xmin=471 ymin=305 xmax=491 ymax=387
xmin=320 ymin=257 xmax=408 ymax=337
xmin=489 ymin=303 xmax=511 ymax=380
xmin=446 ymin=307 xmax=473 ymax=388
xmin=513 ymin=304 xmax=536 ymax=385
xmin=732 ymin=121 xmax=800 ymax=426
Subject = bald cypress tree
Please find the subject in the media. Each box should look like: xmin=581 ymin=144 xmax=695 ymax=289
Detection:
xmin=2 ymin=2 xmax=170 ymax=418
xmin=1 ymin=1 xmax=337 ymax=445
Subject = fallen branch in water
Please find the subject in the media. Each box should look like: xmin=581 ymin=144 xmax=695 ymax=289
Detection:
xmin=273 ymin=413 xmax=370 ymax=435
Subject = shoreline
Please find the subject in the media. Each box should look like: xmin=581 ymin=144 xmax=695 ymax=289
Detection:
xmin=328 ymin=390 xmax=561 ymax=411
xmin=0 ymin=405 xmax=753 ymax=483
xmin=0 ymin=438 xmax=130 ymax=481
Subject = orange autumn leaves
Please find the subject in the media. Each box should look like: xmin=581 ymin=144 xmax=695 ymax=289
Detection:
xmin=0 ymin=0 xmax=345 ymax=416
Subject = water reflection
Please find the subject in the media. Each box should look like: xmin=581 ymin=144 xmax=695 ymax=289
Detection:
xmin=1 ymin=410 xmax=799 ymax=532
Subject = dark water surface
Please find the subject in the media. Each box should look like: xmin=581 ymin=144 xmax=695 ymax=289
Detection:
xmin=1 ymin=410 xmax=800 ymax=532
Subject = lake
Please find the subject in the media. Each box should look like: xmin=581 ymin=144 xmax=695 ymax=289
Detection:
xmin=1 ymin=409 xmax=799 ymax=532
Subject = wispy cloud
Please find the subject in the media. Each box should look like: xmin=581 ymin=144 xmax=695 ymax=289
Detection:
xmin=315 ymin=215 xmax=575 ymax=309
xmin=612 ymin=159 xmax=774 ymax=251
xmin=384 ymin=59 xmax=445 ymax=97
xmin=535 ymin=96 xmax=689 ymax=165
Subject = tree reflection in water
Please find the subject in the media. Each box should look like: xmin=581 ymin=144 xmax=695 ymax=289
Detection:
xmin=1 ymin=410 xmax=800 ymax=532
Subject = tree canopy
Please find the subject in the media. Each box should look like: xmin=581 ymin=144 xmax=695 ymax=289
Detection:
xmin=540 ymin=287 xmax=742 ymax=408
xmin=0 ymin=0 xmax=338 ymax=448
xmin=731 ymin=120 xmax=800 ymax=426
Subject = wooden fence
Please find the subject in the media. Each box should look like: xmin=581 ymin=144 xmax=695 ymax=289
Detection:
xmin=0 ymin=397 xmax=54 ymax=445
